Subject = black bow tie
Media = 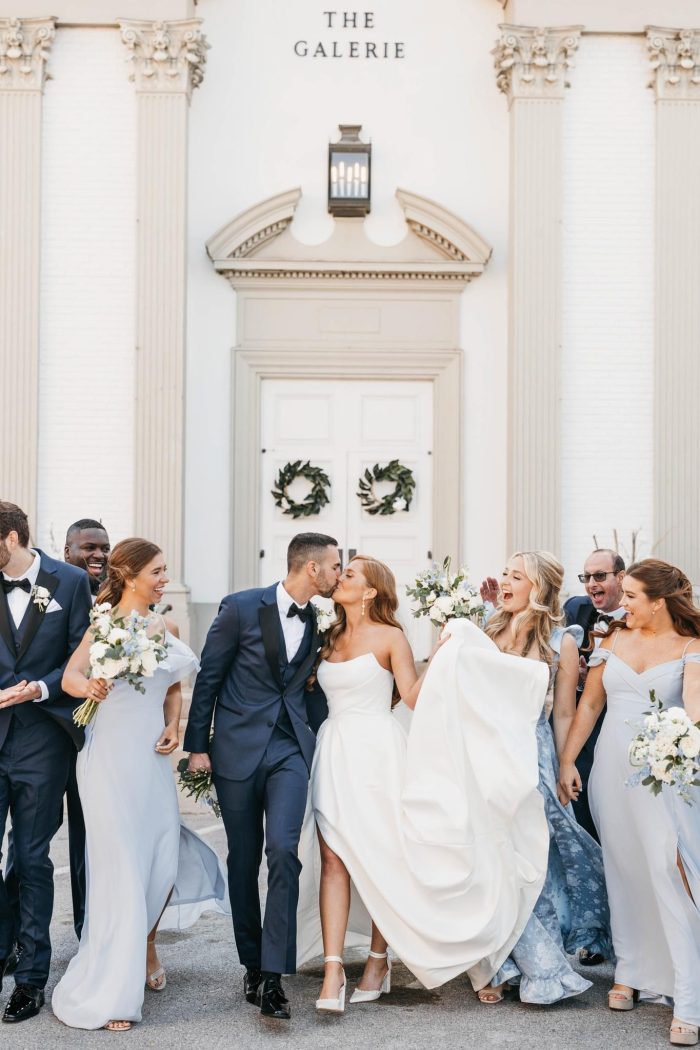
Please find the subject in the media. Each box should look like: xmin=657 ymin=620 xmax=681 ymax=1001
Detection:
xmin=287 ymin=602 xmax=311 ymax=623
xmin=2 ymin=577 xmax=31 ymax=595
xmin=596 ymin=613 xmax=614 ymax=626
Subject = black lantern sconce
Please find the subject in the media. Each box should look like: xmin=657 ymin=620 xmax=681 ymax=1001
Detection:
xmin=328 ymin=124 xmax=371 ymax=217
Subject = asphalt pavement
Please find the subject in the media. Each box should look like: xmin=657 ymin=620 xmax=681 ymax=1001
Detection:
xmin=0 ymin=787 xmax=678 ymax=1050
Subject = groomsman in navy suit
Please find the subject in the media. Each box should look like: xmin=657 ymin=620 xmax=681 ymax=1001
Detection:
xmin=564 ymin=546 xmax=625 ymax=964
xmin=0 ymin=502 xmax=91 ymax=1023
xmin=185 ymin=533 xmax=340 ymax=1020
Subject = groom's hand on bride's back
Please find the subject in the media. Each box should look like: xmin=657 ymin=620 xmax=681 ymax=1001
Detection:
xmin=187 ymin=752 xmax=212 ymax=773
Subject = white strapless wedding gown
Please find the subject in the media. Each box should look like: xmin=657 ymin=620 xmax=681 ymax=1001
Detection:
xmin=296 ymin=619 xmax=550 ymax=990
xmin=52 ymin=633 xmax=227 ymax=1030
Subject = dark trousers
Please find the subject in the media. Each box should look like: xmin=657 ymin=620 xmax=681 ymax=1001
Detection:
xmin=215 ymin=727 xmax=309 ymax=975
xmin=572 ymin=706 xmax=605 ymax=843
xmin=0 ymin=717 xmax=71 ymax=988
xmin=5 ymin=748 xmax=86 ymax=943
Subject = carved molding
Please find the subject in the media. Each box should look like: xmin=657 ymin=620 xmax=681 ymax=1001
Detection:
xmin=207 ymin=187 xmax=491 ymax=287
xmin=0 ymin=16 xmax=55 ymax=91
xmin=493 ymin=24 xmax=582 ymax=102
xmin=647 ymin=27 xmax=700 ymax=100
xmin=118 ymin=18 xmax=209 ymax=96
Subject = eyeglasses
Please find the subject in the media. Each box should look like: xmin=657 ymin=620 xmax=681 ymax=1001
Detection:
xmin=578 ymin=571 xmax=618 ymax=584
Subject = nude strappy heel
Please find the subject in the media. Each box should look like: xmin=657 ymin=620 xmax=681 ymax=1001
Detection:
xmin=349 ymin=950 xmax=391 ymax=1004
xmin=670 ymin=1021 xmax=699 ymax=1046
xmin=315 ymin=956 xmax=346 ymax=1014
xmin=608 ymin=985 xmax=638 ymax=1010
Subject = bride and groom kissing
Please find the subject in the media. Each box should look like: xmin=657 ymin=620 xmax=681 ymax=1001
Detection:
xmin=185 ymin=532 xmax=552 ymax=1020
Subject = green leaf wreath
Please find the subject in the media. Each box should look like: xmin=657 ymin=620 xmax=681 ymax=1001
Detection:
xmin=271 ymin=460 xmax=331 ymax=519
xmin=357 ymin=459 xmax=416 ymax=516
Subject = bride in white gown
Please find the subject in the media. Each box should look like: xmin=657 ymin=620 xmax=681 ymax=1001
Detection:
xmin=297 ymin=555 xmax=551 ymax=1012
xmin=52 ymin=538 xmax=225 ymax=1032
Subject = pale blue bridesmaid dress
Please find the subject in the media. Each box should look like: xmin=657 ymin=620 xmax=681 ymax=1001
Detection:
xmin=588 ymin=638 xmax=700 ymax=1025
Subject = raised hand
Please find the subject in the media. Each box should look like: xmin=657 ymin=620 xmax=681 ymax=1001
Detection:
xmin=480 ymin=576 xmax=501 ymax=605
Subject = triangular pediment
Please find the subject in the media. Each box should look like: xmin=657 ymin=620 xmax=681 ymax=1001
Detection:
xmin=206 ymin=188 xmax=492 ymax=287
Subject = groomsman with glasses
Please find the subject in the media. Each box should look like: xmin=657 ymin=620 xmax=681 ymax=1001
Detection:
xmin=0 ymin=503 xmax=91 ymax=1022
xmin=564 ymin=547 xmax=625 ymax=965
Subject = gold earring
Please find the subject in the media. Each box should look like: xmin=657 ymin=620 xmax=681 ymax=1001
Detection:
xmin=361 ymin=595 xmax=366 ymax=617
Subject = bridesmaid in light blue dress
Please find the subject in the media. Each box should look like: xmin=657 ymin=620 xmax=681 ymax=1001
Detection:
xmin=481 ymin=552 xmax=612 ymax=1005
xmin=559 ymin=559 xmax=700 ymax=1047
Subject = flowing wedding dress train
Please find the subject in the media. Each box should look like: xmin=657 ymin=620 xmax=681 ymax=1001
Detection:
xmin=296 ymin=619 xmax=551 ymax=990
xmin=52 ymin=633 xmax=227 ymax=1030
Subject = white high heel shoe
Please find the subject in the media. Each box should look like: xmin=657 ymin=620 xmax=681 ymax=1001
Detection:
xmin=315 ymin=955 xmax=346 ymax=1014
xmin=350 ymin=950 xmax=392 ymax=1004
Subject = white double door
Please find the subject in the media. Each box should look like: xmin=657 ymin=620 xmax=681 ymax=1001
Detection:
xmin=260 ymin=378 xmax=434 ymax=658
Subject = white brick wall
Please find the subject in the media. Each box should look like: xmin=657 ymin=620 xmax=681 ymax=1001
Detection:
xmin=37 ymin=27 xmax=135 ymax=555
xmin=561 ymin=36 xmax=655 ymax=592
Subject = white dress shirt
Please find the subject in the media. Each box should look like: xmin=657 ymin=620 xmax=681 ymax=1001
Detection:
xmin=592 ymin=607 xmax=626 ymax=647
xmin=276 ymin=582 xmax=309 ymax=662
xmin=2 ymin=549 xmax=49 ymax=700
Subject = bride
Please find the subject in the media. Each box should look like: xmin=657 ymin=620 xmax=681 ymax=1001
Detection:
xmin=298 ymin=555 xmax=552 ymax=1012
xmin=52 ymin=538 xmax=224 ymax=1032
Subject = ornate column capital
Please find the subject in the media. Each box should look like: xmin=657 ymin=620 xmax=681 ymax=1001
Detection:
xmin=647 ymin=27 xmax=700 ymax=101
xmin=0 ymin=16 xmax=55 ymax=92
xmin=492 ymin=24 xmax=582 ymax=102
xmin=118 ymin=18 xmax=209 ymax=97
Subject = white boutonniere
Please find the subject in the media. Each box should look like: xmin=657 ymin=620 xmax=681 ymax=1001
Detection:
xmin=31 ymin=585 xmax=51 ymax=612
xmin=311 ymin=598 xmax=336 ymax=634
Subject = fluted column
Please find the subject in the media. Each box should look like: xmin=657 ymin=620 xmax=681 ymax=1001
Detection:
xmin=647 ymin=28 xmax=700 ymax=581
xmin=0 ymin=16 xmax=55 ymax=524
xmin=119 ymin=19 xmax=209 ymax=630
xmin=493 ymin=25 xmax=582 ymax=553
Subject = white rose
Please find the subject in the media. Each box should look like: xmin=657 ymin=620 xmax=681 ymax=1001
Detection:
xmin=666 ymin=709 xmax=690 ymax=725
xmin=429 ymin=603 xmax=446 ymax=625
xmin=93 ymin=602 xmax=112 ymax=614
xmin=100 ymin=657 xmax=126 ymax=679
xmin=650 ymin=759 xmax=672 ymax=782
xmin=89 ymin=641 xmax=108 ymax=662
xmin=680 ymin=732 xmax=700 ymax=759
xmin=139 ymin=649 xmax=159 ymax=676
xmin=426 ymin=591 xmax=437 ymax=603
xmin=434 ymin=595 xmax=455 ymax=615
xmin=107 ymin=627 xmax=130 ymax=646
xmin=468 ymin=595 xmax=483 ymax=613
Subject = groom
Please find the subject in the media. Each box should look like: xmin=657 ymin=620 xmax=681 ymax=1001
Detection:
xmin=184 ymin=533 xmax=341 ymax=1020
xmin=0 ymin=502 xmax=91 ymax=1022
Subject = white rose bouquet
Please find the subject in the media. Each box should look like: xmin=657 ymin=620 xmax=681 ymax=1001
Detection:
xmin=73 ymin=602 xmax=168 ymax=727
xmin=406 ymin=556 xmax=485 ymax=627
xmin=627 ymin=689 xmax=700 ymax=804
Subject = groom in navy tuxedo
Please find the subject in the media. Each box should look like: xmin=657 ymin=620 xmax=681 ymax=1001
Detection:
xmin=0 ymin=502 xmax=91 ymax=1023
xmin=185 ymin=533 xmax=340 ymax=1020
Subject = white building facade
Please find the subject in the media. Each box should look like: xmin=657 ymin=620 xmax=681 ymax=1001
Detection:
xmin=2 ymin=0 xmax=699 ymax=650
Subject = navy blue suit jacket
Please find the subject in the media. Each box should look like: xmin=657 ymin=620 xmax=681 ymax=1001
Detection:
xmin=184 ymin=583 xmax=328 ymax=782
xmin=0 ymin=551 xmax=92 ymax=751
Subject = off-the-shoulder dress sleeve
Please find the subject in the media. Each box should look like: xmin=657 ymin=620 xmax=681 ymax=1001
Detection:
xmin=550 ymin=624 xmax=584 ymax=656
xmin=588 ymin=648 xmax=610 ymax=669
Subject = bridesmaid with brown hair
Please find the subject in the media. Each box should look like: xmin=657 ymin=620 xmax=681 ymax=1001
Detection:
xmin=559 ymin=559 xmax=700 ymax=1047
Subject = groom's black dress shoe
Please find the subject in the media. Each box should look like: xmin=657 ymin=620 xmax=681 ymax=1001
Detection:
xmin=579 ymin=948 xmax=606 ymax=967
xmin=2 ymin=984 xmax=45 ymax=1023
xmin=260 ymin=976 xmax=291 ymax=1020
xmin=244 ymin=967 xmax=263 ymax=1005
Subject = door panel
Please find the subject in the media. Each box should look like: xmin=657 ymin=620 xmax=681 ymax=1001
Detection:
xmin=260 ymin=379 xmax=434 ymax=658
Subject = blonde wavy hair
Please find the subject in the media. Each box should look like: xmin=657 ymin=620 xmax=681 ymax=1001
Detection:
xmin=484 ymin=550 xmax=564 ymax=664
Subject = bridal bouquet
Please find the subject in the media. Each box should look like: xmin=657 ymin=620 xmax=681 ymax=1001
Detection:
xmin=73 ymin=603 xmax=168 ymax=727
xmin=627 ymin=689 xmax=700 ymax=804
xmin=176 ymin=759 xmax=221 ymax=818
xmin=406 ymin=556 xmax=485 ymax=627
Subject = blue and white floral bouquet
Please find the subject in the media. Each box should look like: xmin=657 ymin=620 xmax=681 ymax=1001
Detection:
xmin=627 ymin=689 xmax=700 ymax=804
xmin=73 ymin=603 xmax=168 ymax=726
xmin=406 ymin=556 xmax=485 ymax=627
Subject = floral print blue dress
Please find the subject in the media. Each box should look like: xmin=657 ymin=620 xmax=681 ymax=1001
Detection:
xmin=489 ymin=625 xmax=613 ymax=1004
